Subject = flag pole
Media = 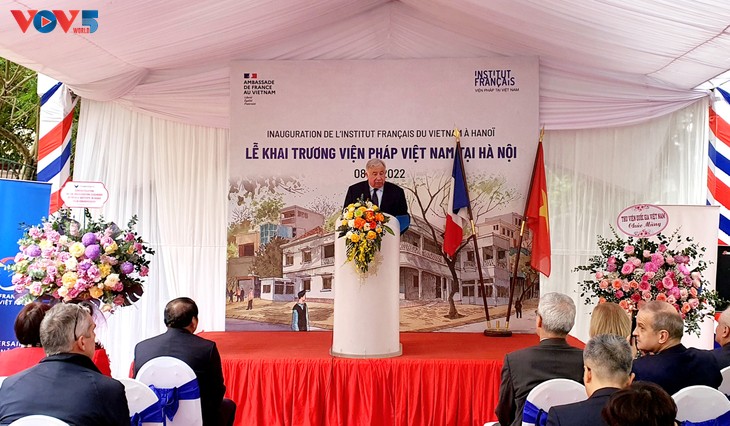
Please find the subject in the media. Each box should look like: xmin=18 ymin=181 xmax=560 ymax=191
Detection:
xmin=453 ymin=129 xmax=492 ymax=328
xmin=505 ymin=126 xmax=544 ymax=331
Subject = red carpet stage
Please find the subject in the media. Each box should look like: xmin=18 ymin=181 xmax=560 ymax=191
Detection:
xmin=203 ymin=331 xmax=584 ymax=426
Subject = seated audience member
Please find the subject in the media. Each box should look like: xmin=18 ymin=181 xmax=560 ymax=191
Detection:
xmin=601 ymin=382 xmax=678 ymax=426
xmin=589 ymin=302 xmax=631 ymax=338
xmin=134 ymin=297 xmax=236 ymax=426
xmin=713 ymin=309 xmax=730 ymax=368
xmin=496 ymin=292 xmax=584 ymax=426
xmin=0 ymin=302 xmax=49 ymax=376
xmin=546 ymin=334 xmax=634 ymax=426
xmin=0 ymin=302 xmax=111 ymax=376
xmin=0 ymin=303 xmax=129 ymax=425
xmin=632 ymin=300 xmax=721 ymax=395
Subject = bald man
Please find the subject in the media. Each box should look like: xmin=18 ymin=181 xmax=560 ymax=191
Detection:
xmin=713 ymin=309 xmax=730 ymax=368
xmin=631 ymin=300 xmax=721 ymax=395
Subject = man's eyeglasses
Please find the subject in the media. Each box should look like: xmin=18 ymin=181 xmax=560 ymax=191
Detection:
xmin=72 ymin=303 xmax=92 ymax=341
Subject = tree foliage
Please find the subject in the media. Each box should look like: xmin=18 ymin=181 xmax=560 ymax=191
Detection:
xmin=250 ymin=236 xmax=286 ymax=278
xmin=0 ymin=58 xmax=38 ymax=169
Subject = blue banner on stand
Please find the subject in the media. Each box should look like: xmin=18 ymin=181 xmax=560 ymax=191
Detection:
xmin=0 ymin=179 xmax=51 ymax=350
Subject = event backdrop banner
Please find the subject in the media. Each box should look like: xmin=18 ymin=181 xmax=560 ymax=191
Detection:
xmin=0 ymin=179 xmax=51 ymax=348
xmin=228 ymin=57 xmax=539 ymax=332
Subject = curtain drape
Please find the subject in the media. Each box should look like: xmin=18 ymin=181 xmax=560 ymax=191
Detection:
xmin=542 ymin=99 xmax=709 ymax=341
xmin=73 ymin=100 xmax=229 ymax=375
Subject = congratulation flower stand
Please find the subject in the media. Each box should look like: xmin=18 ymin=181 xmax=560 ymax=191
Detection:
xmin=331 ymin=219 xmax=402 ymax=358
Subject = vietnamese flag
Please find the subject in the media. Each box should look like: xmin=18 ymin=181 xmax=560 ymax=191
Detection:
xmin=526 ymin=141 xmax=551 ymax=276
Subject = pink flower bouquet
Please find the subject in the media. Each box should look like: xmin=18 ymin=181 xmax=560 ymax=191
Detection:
xmin=575 ymin=227 xmax=720 ymax=336
xmin=4 ymin=209 xmax=154 ymax=312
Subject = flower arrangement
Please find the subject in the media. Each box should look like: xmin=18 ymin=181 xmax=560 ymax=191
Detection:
xmin=4 ymin=209 xmax=155 ymax=312
xmin=574 ymin=227 xmax=721 ymax=336
xmin=336 ymin=198 xmax=394 ymax=274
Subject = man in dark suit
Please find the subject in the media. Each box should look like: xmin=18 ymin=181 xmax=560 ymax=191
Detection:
xmin=134 ymin=297 xmax=236 ymax=426
xmin=632 ymin=300 xmax=721 ymax=395
xmin=0 ymin=303 xmax=129 ymax=425
xmin=343 ymin=158 xmax=409 ymax=218
xmin=712 ymin=309 xmax=730 ymax=368
xmin=495 ymin=292 xmax=584 ymax=426
xmin=546 ymin=334 xmax=634 ymax=426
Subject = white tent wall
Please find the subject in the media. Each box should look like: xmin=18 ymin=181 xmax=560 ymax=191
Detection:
xmin=73 ymin=100 xmax=228 ymax=376
xmin=543 ymin=99 xmax=709 ymax=342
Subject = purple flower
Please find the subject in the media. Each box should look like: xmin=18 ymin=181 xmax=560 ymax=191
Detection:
xmin=120 ymin=262 xmax=134 ymax=275
xmin=82 ymin=233 xmax=97 ymax=246
xmin=85 ymin=244 xmax=101 ymax=260
xmin=78 ymin=260 xmax=93 ymax=272
xmin=24 ymin=245 xmax=41 ymax=257
xmin=101 ymin=236 xmax=114 ymax=247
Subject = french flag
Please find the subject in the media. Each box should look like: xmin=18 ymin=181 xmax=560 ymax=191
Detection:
xmin=443 ymin=145 xmax=470 ymax=257
xmin=37 ymin=74 xmax=76 ymax=214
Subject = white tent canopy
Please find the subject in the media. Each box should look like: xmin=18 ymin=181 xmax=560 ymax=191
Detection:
xmin=1 ymin=0 xmax=728 ymax=129
xmin=0 ymin=1 xmax=725 ymax=375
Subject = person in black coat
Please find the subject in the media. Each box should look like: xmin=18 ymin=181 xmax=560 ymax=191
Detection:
xmin=495 ymin=292 xmax=584 ymax=426
xmin=134 ymin=297 xmax=235 ymax=426
xmin=712 ymin=309 xmax=730 ymax=369
xmin=631 ymin=300 xmax=721 ymax=396
xmin=546 ymin=334 xmax=634 ymax=426
xmin=343 ymin=158 xmax=409 ymax=219
xmin=0 ymin=303 xmax=129 ymax=425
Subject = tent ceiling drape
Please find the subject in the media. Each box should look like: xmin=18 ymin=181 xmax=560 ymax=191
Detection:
xmin=1 ymin=0 xmax=729 ymax=128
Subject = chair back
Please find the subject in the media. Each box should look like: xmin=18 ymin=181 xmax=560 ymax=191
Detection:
xmin=522 ymin=378 xmax=586 ymax=426
xmin=136 ymin=356 xmax=203 ymax=426
xmin=0 ymin=376 xmax=6 ymax=388
xmin=719 ymin=366 xmax=730 ymax=395
xmin=118 ymin=377 xmax=163 ymax=426
xmin=9 ymin=415 xmax=69 ymax=425
xmin=673 ymin=385 xmax=730 ymax=424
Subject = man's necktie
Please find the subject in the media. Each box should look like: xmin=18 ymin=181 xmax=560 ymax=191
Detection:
xmin=371 ymin=188 xmax=379 ymax=206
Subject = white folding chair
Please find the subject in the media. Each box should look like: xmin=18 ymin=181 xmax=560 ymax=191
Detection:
xmin=118 ymin=377 xmax=162 ymax=426
xmin=522 ymin=378 xmax=587 ymax=426
xmin=673 ymin=385 xmax=730 ymax=424
xmin=0 ymin=376 xmax=6 ymax=388
xmin=719 ymin=366 xmax=730 ymax=395
xmin=136 ymin=356 xmax=203 ymax=426
xmin=9 ymin=415 xmax=69 ymax=425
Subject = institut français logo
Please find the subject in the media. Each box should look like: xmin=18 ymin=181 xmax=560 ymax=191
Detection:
xmin=11 ymin=9 xmax=99 ymax=33
xmin=473 ymin=68 xmax=519 ymax=94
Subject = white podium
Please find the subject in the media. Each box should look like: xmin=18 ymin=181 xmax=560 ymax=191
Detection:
xmin=331 ymin=218 xmax=402 ymax=358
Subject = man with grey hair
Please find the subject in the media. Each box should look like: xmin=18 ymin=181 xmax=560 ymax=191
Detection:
xmin=546 ymin=334 xmax=634 ymax=426
xmin=631 ymin=300 xmax=721 ymax=395
xmin=343 ymin=158 xmax=409 ymax=218
xmin=0 ymin=303 xmax=129 ymax=425
xmin=496 ymin=292 xmax=584 ymax=426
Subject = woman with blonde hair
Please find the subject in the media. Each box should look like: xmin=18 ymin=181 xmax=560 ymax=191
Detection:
xmin=589 ymin=301 xmax=632 ymax=338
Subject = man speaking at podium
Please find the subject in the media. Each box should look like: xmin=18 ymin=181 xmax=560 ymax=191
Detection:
xmin=343 ymin=159 xmax=409 ymax=219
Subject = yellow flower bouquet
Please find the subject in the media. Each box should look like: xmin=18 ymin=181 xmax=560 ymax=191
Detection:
xmin=336 ymin=198 xmax=394 ymax=274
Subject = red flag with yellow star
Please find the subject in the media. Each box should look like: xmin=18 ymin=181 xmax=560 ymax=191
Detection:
xmin=526 ymin=141 xmax=551 ymax=276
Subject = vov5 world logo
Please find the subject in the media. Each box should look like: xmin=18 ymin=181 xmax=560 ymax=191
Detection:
xmin=11 ymin=10 xmax=99 ymax=33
